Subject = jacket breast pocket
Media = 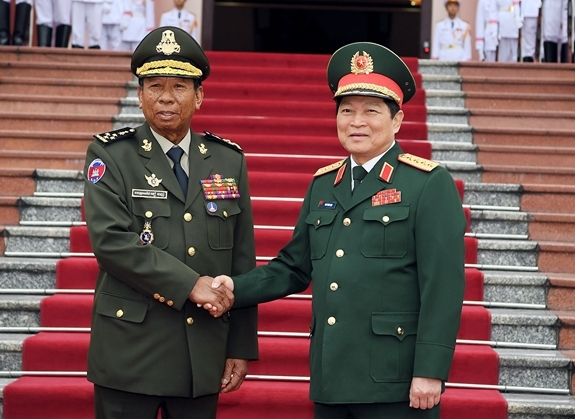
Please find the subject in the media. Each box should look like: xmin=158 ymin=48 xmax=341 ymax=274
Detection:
xmin=370 ymin=312 xmax=418 ymax=382
xmin=131 ymin=198 xmax=171 ymax=249
xmin=205 ymin=200 xmax=241 ymax=250
xmin=95 ymin=292 xmax=149 ymax=323
xmin=304 ymin=210 xmax=338 ymax=260
xmin=361 ymin=205 xmax=409 ymax=258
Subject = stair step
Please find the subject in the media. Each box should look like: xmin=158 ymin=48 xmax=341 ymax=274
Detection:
xmin=505 ymin=393 xmax=575 ymax=418
xmin=459 ymin=62 xmax=575 ymax=79
xmin=471 ymin=109 xmax=575 ymax=130
xmin=0 ymin=130 xmax=93 ymax=153
xmin=483 ymin=271 xmax=547 ymax=306
xmin=0 ymin=62 xmax=130 ymax=80
xmin=462 ymin=76 xmax=575 ymax=94
xmin=466 ymin=91 xmax=575 ymax=111
xmin=478 ymin=144 xmax=575 ymax=168
xmin=528 ymin=212 xmax=575 ymax=243
xmin=0 ymin=150 xmax=85 ymax=170
xmin=0 ymin=169 xmax=35 ymax=197
xmin=0 ymin=94 xmax=120 ymax=114
xmin=490 ymin=309 xmax=558 ymax=346
xmin=427 ymin=106 xmax=469 ymax=125
xmin=482 ymin=165 xmax=575 ymax=185
xmin=0 ymin=112 xmax=112 ymax=133
xmin=426 ymin=90 xmax=465 ymax=107
xmin=0 ymin=46 xmax=132 ymax=65
xmin=537 ymin=242 xmax=575 ymax=274
xmin=0 ymin=76 xmax=129 ymax=97
xmin=422 ymin=74 xmax=462 ymax=91
xmin=473 ymin=127 xmax=575 ymax=148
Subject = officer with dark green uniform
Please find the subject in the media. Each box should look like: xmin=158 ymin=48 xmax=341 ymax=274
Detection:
xmin=83 ymin=26 xmax=258 ymax=419
xmin=213 ymin=42 xmax=466 ymax=418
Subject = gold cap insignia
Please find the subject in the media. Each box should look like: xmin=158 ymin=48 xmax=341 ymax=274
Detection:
xmin=142 ymin=139 xmax=152 ymax=152
xmin=351 ymin=51 xmax=374 ymax=75
xmin=156 ymin=29 xmax=181 ymax=56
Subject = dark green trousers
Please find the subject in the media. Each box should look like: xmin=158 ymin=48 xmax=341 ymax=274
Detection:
xmin=94 ymin=385 xmax=219 ymax=419
xmin=314 ymin=401 xmax=440 ymax=419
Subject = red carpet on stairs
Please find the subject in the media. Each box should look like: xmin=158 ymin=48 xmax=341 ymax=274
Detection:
xmin=3 ymin=50 xmax=509 ymax=419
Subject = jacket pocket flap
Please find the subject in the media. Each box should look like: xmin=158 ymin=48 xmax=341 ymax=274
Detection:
xmin=96 ymin=293 xmax=149 ymax=323
xmin=372 ymin=312 xmax=418 ymax=341
xmin=305 ymin=210 xmax=338 ymax=229
xmin=363 ymin=205 xmax=409 ymax=225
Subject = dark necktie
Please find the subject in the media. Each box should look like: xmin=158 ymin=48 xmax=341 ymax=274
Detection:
xmin=352 ymin=166 xmax=368 ymax=194
xmin=178 ymin=11 xmax=181 ymax=18
xmin=167 ymin=146 xmax=188 ymax=196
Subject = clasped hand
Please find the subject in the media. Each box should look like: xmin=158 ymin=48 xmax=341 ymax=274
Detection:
xmin=189 ymin=275 xmax=235 ymax=317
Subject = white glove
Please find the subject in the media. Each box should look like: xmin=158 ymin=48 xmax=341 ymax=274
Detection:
xmin=477 ymin=49 xmax=485 ymax=61
xmin=515 ymin=14 xmax=523 ymax=29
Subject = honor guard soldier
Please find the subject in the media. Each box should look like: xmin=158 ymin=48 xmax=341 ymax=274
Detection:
xmin=475 ymin=0 xmax=499 ymax=61
xmin=83 ymin=26 xmax=258 ymax=419
xmin=212 ymin=42 xmax=466 ymax=419
xmin=495 ymin=0 xmax=522 ymax=61
xmin=432 ymin=0 xmax=472 ymax=61
xmin=541 ymin=0 xmax=569 ymax=62
xmin=120 ymin=0 xmax=154 ymax=50
xmin=34 ymin=0 xmax=72 ymax=46
xmin=521 ymin=0 xmax=542 ymax=61
xmin=71 ymin=0 xmax=104 ymax=48
xmin=100 ymin=0 xmax=122 ymax=50
xmin=0 ymin=0 xmax=32 ymax=45
xmin=159 ymin=0 xmax=198 ymax=41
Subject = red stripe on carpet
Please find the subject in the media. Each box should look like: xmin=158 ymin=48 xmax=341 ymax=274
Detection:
xmin=449 ymin=344 xmax=499 ymax=384
xmin=56 ymin=258 xmax=99 ymax=289
xmin=69 ymin=226 xmax=92 ymax=253
xmin=22 ymin=332 xmax=89 ymax=371
xmin=454 ymin=179 xmax=464 ymax=202
xmin=3 ymin=377 xmax=94 ymax=419
xmin=458 ymin=306 xmax=491 ymax=341
xmin=463 ymin=207 xmax=471 ymax=232
xmin=40 ymin=294 xmax=93 ymax=327
xmin=464 ymin=237 xmax=478 ymax=265
xmin=441 ymin=388 xmax=507 ymax=419
xmin=191 ymin=116 xmax=428 ymax=141
xmin=464 ymin=268 xmax=484 ymax=301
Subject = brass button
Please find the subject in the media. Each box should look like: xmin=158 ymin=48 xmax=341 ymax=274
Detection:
xmin=116 ymin=309 xmax=124 ymax=318
xmin=330 ymin=282 xmax=338 ymax=291
xmin=397 ymin=327 xmax=404 ymax=335
xmin=159 ymin=297 xmax=165 ymax=303
xmin=167 ymin=300 xmax=174 ymax=306
xmin=316 ymin=219 xmax=320 ymax=226
xmin=145 ymin=211 xmax=153 ymax=218
xmin=327 ymin=317 xmax=336 ymax=326
xmin=153 ymin=293 xmax=160 ymax=300
xmin=383 ymin=215 xmax=390 ymax=223
xmin=186 ymin=317 xmax=194 ymax=325
xmin=343 ymin=218 xmax=351 ymax=226
xmin=223 ymin=210 xmax=228 ymax=218
xmin=184 ymin=213 xmax=193 ymax=222
xmin=188 ymin=247 xmax=196 ymax=257
xmin=336 ymin=249 xmax=344 ymax=258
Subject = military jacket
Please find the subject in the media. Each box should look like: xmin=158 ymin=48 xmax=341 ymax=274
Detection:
xmin=233 ymin=143 xmax=466 ymax=404
xmin=432 ymin=17 xmax=472 ymax=61
xmin=83 ymin=123 xmax=258 ymax=398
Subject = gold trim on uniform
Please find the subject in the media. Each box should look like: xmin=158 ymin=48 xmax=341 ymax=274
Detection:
xmin=94 ymin=128 xmax=136 ymax=144
xmin=334 ymin=83 xmax=401 ymax=104
xmin=398 ymin=153 xmax=440 ymax=172
xmin=350 ymin=51 xmax=374 ymax=75
xmin=198 ymin=143 xmax=208 ymax=154
xmin=313 ymin=159 xmax=346 ymax=177
xmin=136 ymin=59 xmax=203 ymax=78
xmin=142 ymin=139 xmax=152 ymax=152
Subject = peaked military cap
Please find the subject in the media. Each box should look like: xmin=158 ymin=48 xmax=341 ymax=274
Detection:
xmin=131 ymin=26 xmax=210 ymax=81
xmin=327 ymin=42 xmax=416 ymax=107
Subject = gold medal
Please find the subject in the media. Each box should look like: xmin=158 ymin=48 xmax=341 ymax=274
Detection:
xmin=140 ymin=221 xmax=154 ymax=245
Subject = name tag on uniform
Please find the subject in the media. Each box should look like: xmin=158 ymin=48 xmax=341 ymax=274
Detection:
xmin=318 ymin=201 xmax=337 ymax=209
xmin=132 ymin=189 xmax=168 ymax=199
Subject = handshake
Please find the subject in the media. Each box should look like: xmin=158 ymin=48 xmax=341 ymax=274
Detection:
xmin=188 ymin=275 xmax=235 ymax=317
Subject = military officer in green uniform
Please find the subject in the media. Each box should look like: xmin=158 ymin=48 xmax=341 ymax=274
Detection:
xmin=211 ymin=42 xmax=466 ymax=418
xmin=83 ymin=26 xmax=258 ymax=419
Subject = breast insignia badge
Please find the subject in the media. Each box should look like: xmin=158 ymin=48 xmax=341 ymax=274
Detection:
xmin=145 ymin=174 xmax=163 ymax=187
xmin=142 ymin=139 xmax=153 ymax=152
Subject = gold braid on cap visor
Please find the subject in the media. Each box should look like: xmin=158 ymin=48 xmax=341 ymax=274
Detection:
xmin=335 ymin=83 xmax=401 ymax=105
xmin=136 ymin=59 xmax=203 ymax=78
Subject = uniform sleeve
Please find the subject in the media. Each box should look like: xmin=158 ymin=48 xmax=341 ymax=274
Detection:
xmin=412 ymin=168 xmax=466 ymax=380
xmin=431 ymin=22 xmax=441 ymax=59
xmin=476 ymin=0 xmax=486 ymax=50
xmin=226 ymin=154 xmax=259 ymax=360
xmin=464 ymin=23 xmax=472 ymax=60
xmin=145 ymin=0 xmax=155 ymax=32
xmin=232 ymin=182 xmax=314 ymax=309
xmin=84 ymin=142 xmax=199 ymax=311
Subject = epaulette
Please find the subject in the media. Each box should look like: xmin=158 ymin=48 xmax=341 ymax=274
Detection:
xmin=398 ymin=153 xmax=440 ymax=172
xmin=313 ymin=159 xmax=346 ymax=177
xmin=204 ymin=131 xmax=243 ymax=153
xmin=94 ymin=127 xmax=136 ymax=144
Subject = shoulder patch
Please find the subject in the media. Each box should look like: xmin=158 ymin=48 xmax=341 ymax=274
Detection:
xmin=94 ymin=127 xmax=136 ymax=144
xmin=398 ymin=153 xmax=440 ymax=172
xmin=204 ymin=131 xmax=243 ymax=153
xmin=313 ymin=159 xmax=346 ymax=177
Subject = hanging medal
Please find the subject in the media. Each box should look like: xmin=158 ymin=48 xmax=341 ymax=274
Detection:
xmin=140 ymin=221 xmax=154 ymax=245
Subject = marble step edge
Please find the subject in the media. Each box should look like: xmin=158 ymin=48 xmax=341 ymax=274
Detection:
xmin=417 ymin=60 xmax=460 ymax=76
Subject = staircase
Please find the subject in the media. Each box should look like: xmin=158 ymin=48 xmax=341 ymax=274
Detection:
xmin=0 ymin=46 xmax=574 ymax=418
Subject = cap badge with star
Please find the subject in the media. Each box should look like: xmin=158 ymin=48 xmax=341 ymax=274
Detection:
xmin=131 ymin=26 xmax=210 ymax=80
xmin=327 ymin=42 xmax=416 ymax=108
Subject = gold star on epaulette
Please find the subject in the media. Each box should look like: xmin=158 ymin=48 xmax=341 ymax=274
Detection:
xmin=94 ymin=127 xmax=137 ymax=144
xmin=398 ymin=153 xmax=440 ymax=172
xmin=203 ymin=131 xmax=243 ymax=153
xmin=313 ymin=159 xmax=346 ymax=177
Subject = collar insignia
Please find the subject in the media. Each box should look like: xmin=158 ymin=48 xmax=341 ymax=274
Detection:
xmin=145 ymin=174 xmax=163 ymax=187
xmin=142 ymin=139 xmax=152 ymax=152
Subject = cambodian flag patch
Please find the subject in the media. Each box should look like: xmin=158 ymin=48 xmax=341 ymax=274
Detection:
xmin=88 ymin=159 xmax=106 ymax=183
